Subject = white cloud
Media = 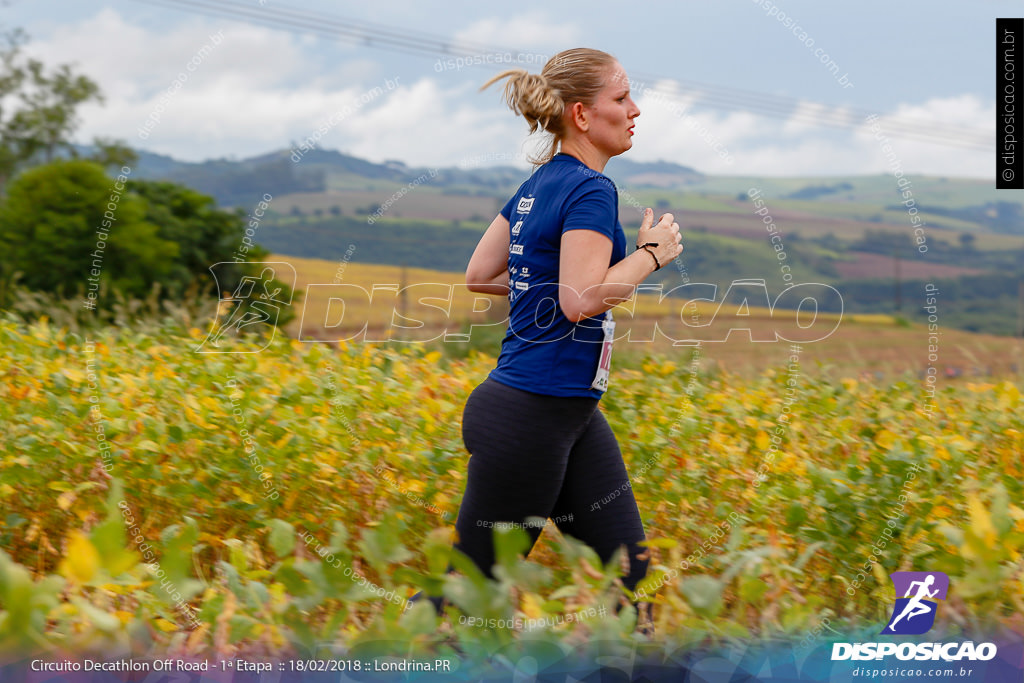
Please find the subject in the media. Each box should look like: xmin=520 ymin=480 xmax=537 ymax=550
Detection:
xmin=340 ymin=79 xmax=532 ymax=168
xmin=888 ymin=94 xmax=994 ymax=132
xmin=25 ymin=9 xmax=307 ymax=98
xmin=452 ymin=14 xmax=581 ymax=54
xmin=20 ymin=9 xmax=995 ymax=178
xmin=23 ymin=8 xmax=390 ymax=160
xmin=628 ymin=88 xmax=993 ymax=179
xmin=851 ymin=94 xmax=993 ymax=178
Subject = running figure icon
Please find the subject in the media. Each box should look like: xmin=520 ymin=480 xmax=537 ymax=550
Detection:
xmin=207 ymin=267 xmax=284 ymax=347
xmin=887 ymin=574 xmax=939 ymax=632
xmin=196 ymin=261 xmax=297 ymax=354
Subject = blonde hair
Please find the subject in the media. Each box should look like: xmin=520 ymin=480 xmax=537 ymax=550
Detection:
xmin=482 ymin=48 xmax=618 ymax=165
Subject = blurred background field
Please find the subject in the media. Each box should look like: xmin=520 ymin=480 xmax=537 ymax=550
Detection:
xmin=1 ymin=310 xmax=1022 ymax=659
xmin=286 ymin=258 xmax=1023 ymax=379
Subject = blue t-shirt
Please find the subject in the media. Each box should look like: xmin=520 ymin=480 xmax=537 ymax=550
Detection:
xmin=489 ymin=152 xmax=627 ymax=398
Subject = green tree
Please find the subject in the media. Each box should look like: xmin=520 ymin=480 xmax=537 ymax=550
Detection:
xmin=89 ymin=137 xmax=139 ymax=171
xmin=0 ymin=159 xmax=297 ymax=331
xmin=128 ymin=178 xmax=298 ymax=329
xmin=0 ymin=159 xmax=177 ymax=301
xmin=129 ymin=179 xmax=249 ymax=293
xmin=0 ymin=29 xmax=104 ymax=188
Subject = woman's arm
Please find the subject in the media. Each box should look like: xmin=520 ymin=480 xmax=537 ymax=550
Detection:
xmin=465 ymin=213 xmax=511 ymax=295
xmin=559 ymin=209 xmax=682 ymax=322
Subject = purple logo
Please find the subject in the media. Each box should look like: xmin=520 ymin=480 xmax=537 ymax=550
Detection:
xmin=882 ymin=571 xmax=948 ymax=635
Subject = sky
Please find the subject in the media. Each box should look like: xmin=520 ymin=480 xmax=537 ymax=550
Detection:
xmin=5 ymin=0 xmax=1015 ymax=178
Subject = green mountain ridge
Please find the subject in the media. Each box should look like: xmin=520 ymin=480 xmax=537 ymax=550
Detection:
xmin=65 ymin=144 xmax=1023 ymax=336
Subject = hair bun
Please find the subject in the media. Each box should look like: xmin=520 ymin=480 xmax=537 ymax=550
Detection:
xmin=484 ymin=69 xmax=563 ymax=135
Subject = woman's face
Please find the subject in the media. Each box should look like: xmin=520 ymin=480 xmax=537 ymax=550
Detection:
xmin=583 ymin=62 xmax=641 ymax=157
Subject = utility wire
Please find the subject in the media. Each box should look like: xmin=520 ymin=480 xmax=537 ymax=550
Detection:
xmin=130 ymin=0 xmax=992 ymax=151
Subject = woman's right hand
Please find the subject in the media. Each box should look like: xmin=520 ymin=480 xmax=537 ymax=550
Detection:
xmin=636 ymin=208 xmax=683 ymax=269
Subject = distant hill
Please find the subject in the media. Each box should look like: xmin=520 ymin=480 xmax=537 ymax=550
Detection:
xmin=119 ymin=147 xmax=706 ymax=208
xmin=57 ymin=145 xmax=1024 ymax=335
xmin=603 ymin=156 xmax=704 ymax=187
xmin=67 ymin=145 xmax=1014 ymax=237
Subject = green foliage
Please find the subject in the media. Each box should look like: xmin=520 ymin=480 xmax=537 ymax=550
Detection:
xmin=0 ymin=313 xmax=1021 ymax=659
xmin=87 ymin=138 xmax=139 ymax=173
xmin=0 ymin=159 xmax=298 ymax=332
xmin=0 ymin=28 xmax=104 ymax=186
xmin=0 ymin=159 xmax=178 ymax=297
xmin=127 ymin=179 xmax=258 ymax=297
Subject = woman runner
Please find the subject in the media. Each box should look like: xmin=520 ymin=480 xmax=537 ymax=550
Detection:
xmin=415 ymin=47 xmax=682 ymax=627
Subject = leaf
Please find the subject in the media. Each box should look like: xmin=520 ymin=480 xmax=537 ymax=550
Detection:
xmin=755 ymin=430 xmax=770 ymax=451
xmin=154 ymin=617 xmax=178 ymax=632
xmin=785 ymin=502 xmax=807 ymax=528
xmin=328 ymin=521 xmax=350 ymax=554
xmin=493 ymin=525 xmax=531 ymax=570
xmin=223 ymin=540 xmax=248 ymax=574
xmin=0 ymin=550 xmax=42 ymax=639
xmin=679 ymin=575 xmax=723 ymax=618
xmin=966 ymin=492 xmax=998 ymax=551
xmin=400 ymin=600 xmax=439 ymax=633
xmin=521 ymin=592 xmax=544 ymax=620
xmin=793 ymin=541 xmax=825 ymax=571
xmin=738 ymin=575 xmax=769 ymax=603
xmin=91 ymin=515 xmax=137 ymax=577
xmin=73 ymin=597 xmax=121 ymax=632
xmin=157 ymin=518 xmax=200 ymax=593
xmin=423 ymin=527 xmax=452 ymax=575
xmin=988 ymin=484 xmax=1013 ymax=536
xmin=358 ymin=523 xmax=412 ymax=572
xmin=274 ymin=563 xmax=309 ymax=597
xmin=60 ymin=532 xmax=100 ymax=584
xmin=62 ymin=367 xmax=85 ymax=383
xmin=874 ymin=429 xmax=896 ymax=450
xmin=267 ymin=519 xmax=295 ymax=558
xmin=547 ymin=585 xmax=579 ymax=601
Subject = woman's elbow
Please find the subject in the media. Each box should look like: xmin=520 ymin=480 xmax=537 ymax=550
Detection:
xmin=560 ymin=286 xmax=615 ymax=321
xmin=559 ymin=294 xmax=591 ymax=323
xmin=466 ymin=266 xmax=487 ymax=291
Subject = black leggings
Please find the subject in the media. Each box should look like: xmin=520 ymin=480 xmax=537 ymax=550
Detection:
xmin=452 ymin=377 xmax=650 ymax=595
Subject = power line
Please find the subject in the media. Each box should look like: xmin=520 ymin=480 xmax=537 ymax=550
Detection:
xmin=131 ymin=0 xmax=992 ymax=151
xmin=640 ymin=78 xmax=990 ymax=149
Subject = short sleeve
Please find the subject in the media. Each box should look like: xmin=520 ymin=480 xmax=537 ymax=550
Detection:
xmin=499 ymin=194 xmax=516 ymax=220
xmin=562 ymin=178 xmax=617 ymax=241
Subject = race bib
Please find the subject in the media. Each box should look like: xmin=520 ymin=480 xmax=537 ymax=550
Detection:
xmin=591 ymin=311 xmax=615 ymax=392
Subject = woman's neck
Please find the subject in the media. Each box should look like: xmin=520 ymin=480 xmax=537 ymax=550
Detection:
xmin=558 ymin=137 xmax=609 ymax=174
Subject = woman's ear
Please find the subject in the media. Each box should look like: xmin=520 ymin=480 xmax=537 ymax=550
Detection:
xmin=567 ymin=101 xmax=589 ymax=133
